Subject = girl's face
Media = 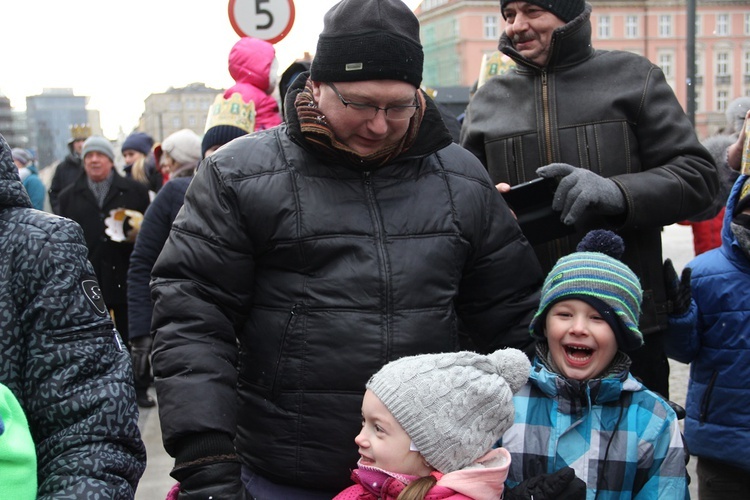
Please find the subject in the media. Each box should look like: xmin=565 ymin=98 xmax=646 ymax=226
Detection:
xmin=545 ymin=299 xmax=618 ymax=381
xmin=122 ymin=149 xmax=145 ymax=166
xmin=354 ymin=390 xmax=433 ymax=477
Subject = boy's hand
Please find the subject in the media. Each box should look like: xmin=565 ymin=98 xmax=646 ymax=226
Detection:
xmin=664 ymin=258 xmax=692 ymax=316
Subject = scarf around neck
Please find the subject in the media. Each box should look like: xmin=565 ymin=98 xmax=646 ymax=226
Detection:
xmin=294 ymin=78 xmax=425 ymax=170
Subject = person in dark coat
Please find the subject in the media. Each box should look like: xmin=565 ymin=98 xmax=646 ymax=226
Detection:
xmin=0 ymin=132 xmax=146 ymax=498
xmin=149 ymin=0 xmax=543 ymax=498
xmin=460 ymin=0 xmax=720 ymax=399
xmin=48 ymin=124 xmax=90 ymax=214
xmin=127 ymin=127 xmax=208 ymax=408
xmin=58 ymin=136 xmax=150 ymax=346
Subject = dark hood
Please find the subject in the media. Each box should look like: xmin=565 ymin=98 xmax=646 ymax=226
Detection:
xmin=0 ymin=134 xmax=32 ymax=210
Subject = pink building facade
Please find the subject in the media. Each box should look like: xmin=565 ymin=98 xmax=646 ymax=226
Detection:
xmin=416 ymin=0 xmax=750 ymax=138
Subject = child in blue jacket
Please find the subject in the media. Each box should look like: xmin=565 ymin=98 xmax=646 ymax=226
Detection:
xmin=500 ymin=230 xmax=689 ymax=499
xmin=665 ymin=174 xmax=750 ymax=499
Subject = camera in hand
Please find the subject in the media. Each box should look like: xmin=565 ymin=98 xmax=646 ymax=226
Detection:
xmin=501 ymin=177 xmax=575 ymax=245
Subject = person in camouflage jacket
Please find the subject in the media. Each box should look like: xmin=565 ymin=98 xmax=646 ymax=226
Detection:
xmin=0 ymin=133 xmax=146 ymax=498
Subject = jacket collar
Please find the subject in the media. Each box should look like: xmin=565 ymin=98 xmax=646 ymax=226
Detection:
xmin=531 ymin=342 xmax=635 ymax=408
xmin=499 ymin=3 xmax=595 ymax=72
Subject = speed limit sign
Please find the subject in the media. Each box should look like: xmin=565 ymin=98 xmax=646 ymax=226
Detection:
xmin=228 ymin=0 xmax=296 ymax=44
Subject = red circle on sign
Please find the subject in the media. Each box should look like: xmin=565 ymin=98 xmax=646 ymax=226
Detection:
xmin=228 ymin=0 xmax=296 ymax=44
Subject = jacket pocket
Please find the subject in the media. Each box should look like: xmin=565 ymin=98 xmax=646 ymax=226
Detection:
xmin=270 ymin=303 xmax=306 ymax=400
xmin=699 ymin=370 xmax=719 ymax=423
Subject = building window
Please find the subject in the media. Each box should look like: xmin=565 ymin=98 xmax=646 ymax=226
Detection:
xmin=625 ymin=15 xmax=638 ymax=38
xmin=695 ymin=51 xmax=704 ymax=85
xmin=695 ymin=14 xmax=702 ymax=36
xmin=484 ymin=15 xmax=498 ymax=40
xmin=717 ymin=90 xmax=729 ymax=111
xmin=716 ymin=51 xmax=730 ymax=77
xmin=745 ymin=13 xmax=750 ymax=34
xmin=172 ymin=117 xmax=181 ymax=128
xmin=715 ymin=13 xmax=730 ymax=36
xmin=188 ymin=116 xmax=196 ymax=127
xmin=658 ymin=15 xmax=672 ymax=37
xmin=598 ymin=15 xmax=611 ymax=38
xmin=744 ymin=50 xmax=750 ymax=84
xmin=658 ymin=52 xmax=673 ymax=79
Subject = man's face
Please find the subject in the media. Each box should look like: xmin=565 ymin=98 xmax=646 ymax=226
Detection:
xmin=503 ymin=2 xmax=566 ymax=66
xmin=311 ymin=79 xmax=418 ymax=157
xmin=84 ymin=151 xmax=114 ymax=182
xmin=72 ymin=139 xmax=86 ymax=154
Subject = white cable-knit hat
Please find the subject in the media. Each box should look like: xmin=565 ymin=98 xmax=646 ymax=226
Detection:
xmin=366 ymin=348 xmax=530 ymax=473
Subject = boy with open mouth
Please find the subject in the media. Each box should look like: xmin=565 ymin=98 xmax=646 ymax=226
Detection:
xmin=499 ymin=229 xmax=690 ymax=499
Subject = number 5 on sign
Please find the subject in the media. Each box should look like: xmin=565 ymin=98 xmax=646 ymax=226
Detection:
xmin=228 ymin=0 xmax=296 ymax=44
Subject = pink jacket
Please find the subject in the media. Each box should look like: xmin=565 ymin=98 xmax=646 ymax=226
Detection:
xmin=225 ymin=37 xmax=283 ymax=130
xmin=333 ymin=448 xmax=510 ymax=500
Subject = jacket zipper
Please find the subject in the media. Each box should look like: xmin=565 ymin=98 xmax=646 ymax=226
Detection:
xmin=363 ymin=172 xmax=392 ymax=357
xmin=271 ymin=303 xmax=305 ymax=399
xmin=699 ymin=370 xmax=718 ymax=422
xmin=541 ymin=70 xmax=553 ymax=165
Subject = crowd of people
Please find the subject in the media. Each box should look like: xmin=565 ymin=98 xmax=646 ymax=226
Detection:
xmin=2 ymin=0 xmax=749 ymax=498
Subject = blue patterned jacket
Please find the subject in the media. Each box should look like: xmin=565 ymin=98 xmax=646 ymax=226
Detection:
xmin=0 ymin=134 xmax=146 ymax=498
xmin=500 ymin=349 xmax=688 ymax=499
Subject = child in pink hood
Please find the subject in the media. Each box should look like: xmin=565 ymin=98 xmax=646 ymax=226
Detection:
xmin=334 ymin=348 xmax=530 ymax=500
xmin=225 ymin=37 xmax=282 ymax=130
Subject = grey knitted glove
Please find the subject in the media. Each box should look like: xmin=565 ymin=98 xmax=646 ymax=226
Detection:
xmin=537 ymin=163 xmax=625 ymax=225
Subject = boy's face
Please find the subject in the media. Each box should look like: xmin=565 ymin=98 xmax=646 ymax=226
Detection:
xmin=545 ymin=299 xmax=618 ymax=381
xmin=354 ymin=389 xmax=433 ymax=476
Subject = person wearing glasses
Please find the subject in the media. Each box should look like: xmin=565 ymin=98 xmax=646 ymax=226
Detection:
xmin=149 ymin=0 xmax=543 ymax=498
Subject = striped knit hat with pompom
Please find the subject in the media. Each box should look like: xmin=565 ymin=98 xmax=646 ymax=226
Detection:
xmin=530 ymin=230 xmax=644 ymax=351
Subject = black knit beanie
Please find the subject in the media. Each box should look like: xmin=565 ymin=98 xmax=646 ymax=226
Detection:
xmin=500 ymin=0 xmax=585 ymax=23
xmin=201 ymin=125 xmax=249 ymax=158
xmin=310 ymin=0 xmax=423 ymax=87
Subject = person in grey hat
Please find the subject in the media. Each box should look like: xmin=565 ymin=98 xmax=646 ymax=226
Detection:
xmin=57 ymin=135 xmax=150 ymax=355
xmin=461 ymin=1 xmax=720 ymax=401
xmin=149 ymin=0 xmax=543 ymax=497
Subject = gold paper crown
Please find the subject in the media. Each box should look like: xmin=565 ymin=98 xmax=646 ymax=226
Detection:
xmin=204 ymin=93 xmax=256 ymax=134
xmin=69 ymin=123 xmax=92 ymax=140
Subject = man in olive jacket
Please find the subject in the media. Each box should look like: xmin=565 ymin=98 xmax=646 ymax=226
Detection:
xmin=461 ymin=0 xmax=719 ymax=399
xmin=149 ymin=0 xmax=543 ymax=498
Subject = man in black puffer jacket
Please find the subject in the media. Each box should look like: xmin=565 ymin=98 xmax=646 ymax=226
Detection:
xmin=0 ymin=133 xmax=146 ymax=498
xmin=150 ymin=0 xmax=543 ymax=498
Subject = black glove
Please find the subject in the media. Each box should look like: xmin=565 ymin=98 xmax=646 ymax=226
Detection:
xmin=171 ymin=460 xmax=250 ymax=500
xmin=504 ymin=467 xmax=586 ymax=500
xmin=664 ymin=258 xmax=692 ymax=316
xmin=537 ymin=163 xmax=625 ymax=225
xmin=129 ymin=335 xmax=153 ymax=386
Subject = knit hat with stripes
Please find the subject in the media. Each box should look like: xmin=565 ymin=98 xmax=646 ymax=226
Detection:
xmin=530 ymin=230 xmax=643 ymax=351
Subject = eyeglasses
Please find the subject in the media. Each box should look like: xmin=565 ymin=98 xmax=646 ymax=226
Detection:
xmin=326 ymin=82 xmax=419 ymax=121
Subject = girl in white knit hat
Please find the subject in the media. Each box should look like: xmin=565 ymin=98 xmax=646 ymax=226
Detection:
xmin=333 ymin=348 xmax=530 ymax=500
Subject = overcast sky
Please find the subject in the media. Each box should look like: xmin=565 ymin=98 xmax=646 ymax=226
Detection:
xmin=1 ymin=0 xmax=421 ymax=137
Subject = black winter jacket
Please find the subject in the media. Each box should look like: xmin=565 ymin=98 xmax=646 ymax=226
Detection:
xmin=127 ymin=176 xmax=192 ymax=341
xmin=151 ymin=83 xmax=543 ymax=492
xmin=461 ymin=5 xmax=719 ymax=334
xmin=58 ymin=170 xmax=150 ymax=307
xmin=0 ymin=134 xmax=146 ymax=498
